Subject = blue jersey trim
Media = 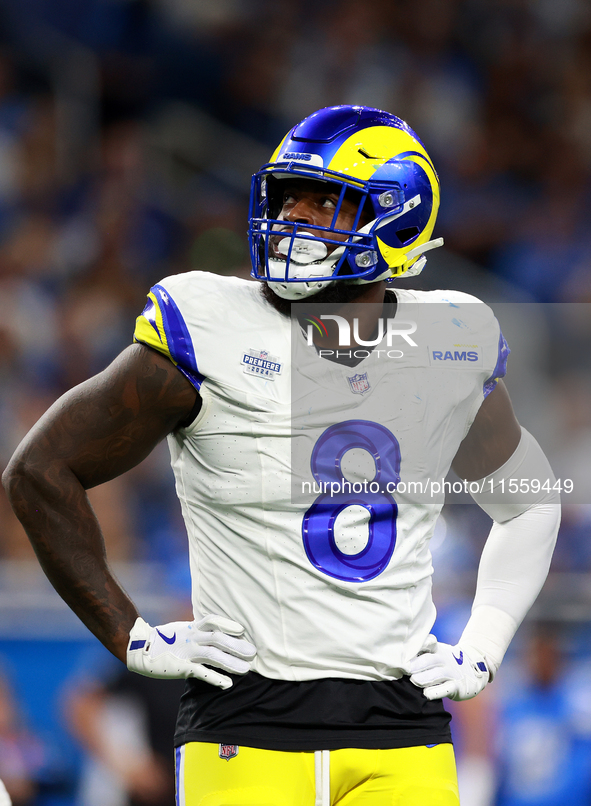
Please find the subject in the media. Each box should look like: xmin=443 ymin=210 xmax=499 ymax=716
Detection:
xmin=483 ymin=329 xmax=510 ymax=398
xmin=140 ymin=297 xmax=164 ymax=343
xmin=175 ymin=747 xmax=181 ymax=806
xmin=152 ymin=284 xmax=205 ymax=390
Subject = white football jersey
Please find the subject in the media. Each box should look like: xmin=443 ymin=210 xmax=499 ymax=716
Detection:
xmin=134 ymin=272 xmax=508 ymax=682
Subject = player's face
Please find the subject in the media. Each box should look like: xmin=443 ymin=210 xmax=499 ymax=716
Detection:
xmin=270 ymin=178 xmax=368 ymax=258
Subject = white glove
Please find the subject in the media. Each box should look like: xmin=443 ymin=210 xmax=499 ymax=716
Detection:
xmin=408 ymin=635 xmax=490 ymax=701
xmin=127 ymin=614 xmax=256 ymax=690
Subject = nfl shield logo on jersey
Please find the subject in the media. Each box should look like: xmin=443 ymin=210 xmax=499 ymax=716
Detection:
xmin=347 ymin=372 xmax=371 ymax=395
xmin=219 ymin=743 xmax=239 ymax=760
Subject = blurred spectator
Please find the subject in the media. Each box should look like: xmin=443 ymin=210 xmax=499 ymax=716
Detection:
xmin=491 ymin=136 xmax=591 ymax=302
xmin=0 ymin=667 xmax=47 ymax=805
xmin=454 ymin=692 xmax=496 ymax=806
xmin=494 ymin=624 xmax=591 ymax=806
xmin=65 ymin=652 xmax=185 ymax=806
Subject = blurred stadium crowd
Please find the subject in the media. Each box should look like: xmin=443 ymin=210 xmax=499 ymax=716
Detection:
xmin=0 ymin=0 xmax=590 ymax=804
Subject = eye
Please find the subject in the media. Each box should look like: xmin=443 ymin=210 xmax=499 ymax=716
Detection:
xmin=321 ymin=197 xmax=337 ymax=209
xmin=283 ymin=191 xmax=297 ymax=204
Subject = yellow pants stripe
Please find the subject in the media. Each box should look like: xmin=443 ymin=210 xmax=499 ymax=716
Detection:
xmin=177 ymin=741 xmax=459 ymax=805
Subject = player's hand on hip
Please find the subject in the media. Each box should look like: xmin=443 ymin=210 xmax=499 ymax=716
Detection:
xmin=407 ymin=635 xmax=490 ymax=701
xmin=126 ymin=614 xmax=256 ymax=689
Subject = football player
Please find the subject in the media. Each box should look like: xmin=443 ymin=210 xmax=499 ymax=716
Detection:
xmin=3 ymin=106 xmax=560 ymax=805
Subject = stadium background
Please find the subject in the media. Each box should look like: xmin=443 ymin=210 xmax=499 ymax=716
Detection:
xmin=0 ymin=1 xmax=590 ymax=804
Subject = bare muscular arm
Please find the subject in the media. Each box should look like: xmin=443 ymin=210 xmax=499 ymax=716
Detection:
xmin=452 ymin=380 xmax=522 ymax=481
xmin=1 ymin=344 xmax=198 ymax=663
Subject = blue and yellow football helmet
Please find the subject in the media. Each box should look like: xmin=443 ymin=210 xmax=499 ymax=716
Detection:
xmin=248 ymin=105 xmax=443 ymax=299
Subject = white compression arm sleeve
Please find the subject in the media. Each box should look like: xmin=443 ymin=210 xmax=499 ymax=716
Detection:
xmin=460 ymin=428 xmax=561 ymax=677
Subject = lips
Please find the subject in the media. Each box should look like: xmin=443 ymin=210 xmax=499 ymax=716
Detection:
xmin=270 ymin=234 xmax=287 ymax=259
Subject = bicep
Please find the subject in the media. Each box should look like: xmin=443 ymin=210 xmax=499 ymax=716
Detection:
xmin=452 ymin=380 xmax=522 ymax=481
xmin=9 ymin=344 xmax=198 ymax=489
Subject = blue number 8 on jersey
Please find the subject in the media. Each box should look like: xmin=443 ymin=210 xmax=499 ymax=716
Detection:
xmin=302 ymin=420 xmax=401 ymax=582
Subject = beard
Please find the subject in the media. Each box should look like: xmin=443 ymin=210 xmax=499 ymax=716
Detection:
xmin=261 ymin=279 xmax=374 ymax=316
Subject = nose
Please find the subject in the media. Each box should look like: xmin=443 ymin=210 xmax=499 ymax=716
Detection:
xmin=283 ymin=196 xmax=315 ymax=224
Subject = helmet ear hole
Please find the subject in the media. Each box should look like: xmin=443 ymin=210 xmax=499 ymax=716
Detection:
xmin=396 ymin=227 xmax=419 ymax=245
xmin=265 ymin=176 xmax=285 ymax=220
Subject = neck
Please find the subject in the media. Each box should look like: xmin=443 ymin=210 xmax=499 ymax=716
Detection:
xmin=261 ymin=280 xmax=391 ymax=350
xmin=308 ymin=283 xmax=389 ymax=350
xmin=261 ymin=280 xmax=387 ymax=315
